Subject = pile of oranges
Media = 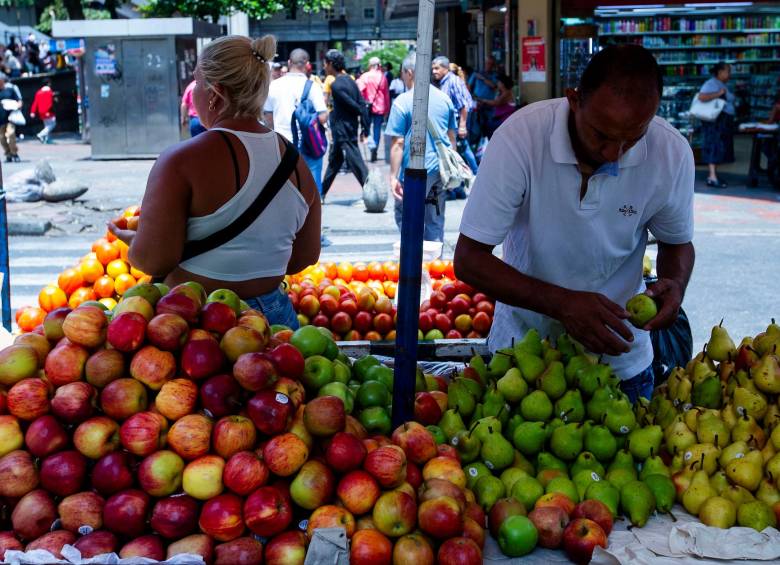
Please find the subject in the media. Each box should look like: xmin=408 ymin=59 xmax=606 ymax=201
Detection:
xmin=16 ymin=207 xmax=148 ymax=333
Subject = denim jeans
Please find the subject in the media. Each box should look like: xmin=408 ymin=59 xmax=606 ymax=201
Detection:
xmin=244 ymin=287 xmax=300 ymax=329
xmin=189 ymin=116 xmax=206 ymax=137
xmin=620 ymin=365 xmax=655 ymax=404
xmin=394 ymin=172 xmax=446 ymax=242
xmin=367 ymin=113 xmax=384 ymax=150
xmin=302 ymin=153 xmax=323 ymax=195
xmin=457 ymin=137 xmax=479 ymax=174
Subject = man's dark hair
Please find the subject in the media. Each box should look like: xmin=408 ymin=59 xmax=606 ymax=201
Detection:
xmin=710 ymin=61 xmax=729 ymax=76
xmin=325 ymin=49 xmax=346 ymax=72
xmin=289 ymin=48 xmax=309 ymax=69
xmin=578 ymin=44 xmax=662 ymax=103
xmin=385 ymin=62 xmax=393 ymax=71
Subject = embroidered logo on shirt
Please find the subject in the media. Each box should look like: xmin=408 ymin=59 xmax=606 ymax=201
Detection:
xmin=619 ymin=205 xmax=638 ymax=217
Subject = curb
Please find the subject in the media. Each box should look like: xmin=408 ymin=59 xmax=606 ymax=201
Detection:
xmin=8 ymin=219 xmax=51 ymax=236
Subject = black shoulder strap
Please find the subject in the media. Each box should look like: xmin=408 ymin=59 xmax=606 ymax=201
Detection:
xmin=216 ymin=130 xmax=241 ymax=194
xmin=180 ymin=136 xmax=300 ymax=262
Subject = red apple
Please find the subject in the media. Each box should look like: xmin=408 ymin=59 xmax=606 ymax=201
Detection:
xmin=419 ymin=478 xmax=467 ymax=511
xmin=264 ymin=530 xmax=306 ymax=565
xmin=156 ymin=378 xmax=199 ymax=420
xmin=25 ymin=530 xmax=76 ymax=559
xmin=351 ymin=529 xmax=392 ymax=565
xmin=430 ymin=291 xmax=447 ymax=310
xmin=325 ymin=431 xmax=367 ymax=472
xmin=0 ymin=450 xmax=38 ymax=498
xmin=336 ymin=469 xmax=380 ymax=516
xmin=319 ymin=295 xmax=339 ymax=318
xmin=150 ymin=495 xmax=200 ymax=539
xmin=354 ymin=311 xmax=373 ymax=334
xmin=120 ymin=534 xmax=166 ymax=561
xmin=243 ymin=486 xmax=293 ymax=537
xmin=529 ymin=505 xmax=569 ymax=549
xmin=215 ymin=537 xmax=263 ymax=565
xmin=62 ymin=306 xmax=107 ymax=348
xmin=263 ymin=433 xmax=309 ymax=477
xmin=232 ymin=352 xmax=278 ymax=392
xmin=120 ymin=411 xmax=167 ymax=457
xmin=7 ymin=378 xmax=50 ymax=421
xmin=24 ymin=415 xmax=67 ymax=458
xmin=434 ymin=313 xmax=452 ymax=333
xmin=392 ymin=532 xmax=434 ymax=565
xmin=223 ymin=451 xmax=269 ymax=496
xmin=73 ymin=530 xmax=117 ymax=558
xmin=406 ymin=461 xmax=423 ymax=489
xmin=437 ymin=444 xmax=459 ymax=461
xmin=40 ymin=450 xmax=87 ymax=496
xmin=392 ymin=421 xmax=438 ymax=465
xmin=418 ymin=496 xmax=464 ymax=540
xmin=488 ymin=497 xmax=526 ymax=537
xmin=571 ymin=499 xmax=613 ymax=536
xmin=197 ymin=374 xmax=241 ymax=419
xmin=58 ymin=491 xmax=104 ymax=533
xmin=107 ymin=312 xmax=147 ymax=352
xmin=562 ymin=518 xmax=608 ymax=564
xmin=103 ymin=489 xmax=150 ymax=537
xmin=273 ymin=377 xmax=305 ymax=409
xmin=85 ymin=348 xmax=124 ymax=388
xmin=201 ymin=301 xmax=237 ymax=335
xmin=298 ymin=294 xmax=320 ymax=318
xmin=129 ymin=345 xmax=176 ymax=390
xmin=475 ymin=301 xmax=494 ymax=316
xmin=373 ymin=313 xmax=394 ymax=335
xmin=147 ymin=313 xmax=189 ymax=351
xmin=419 ymin=312 xmax=434 ymax=334
xmin=183 ymin=455 xmax=226 ymax=500
xmin=248 ymin=389 xmax=293 ymax=436
xmin=100 ymin=378 xmax=147 ymax=420
xmin=43 ymin=307 xmax=71 ymax=341
xmin=364 ymin=444 xmax=407 ymax=488
xmin=330 ymin=311 xmax=352 ymax=334
xmin=213 ymin=416 xmax=256 ymax=459
xmin=51 ymin=381 xmax=95 ymax=424
xmin=414 ymin=392 xmax=443 ymax=426
xmin=372 ymin=490 xmax=417 ymax=538
xmin=156 ymin=292 xmax=199 ymax=324
xmin=422 ymin=456 xmax=467 ymax=489
xmin=168 ymin=414 xmax=213 ymax=460
xmin=472 ymin=312 xmax=491 ymax=334
xmin=306 ymin=505 xmax=356 ymax=538
xmin=462 ymin=516 xmax=486 ymax=549
xmin=199 ymin=493 xmax=245 ymax=542
xmin=339 ymin=299 xmax=358 ymax=319
xmin=12 ymin=489 xmax=57 ymax=540
xmin=437 ymin=536 xmax=481 ymax=565
xmin=266 ymin=343 xmax=305 ymax=379
xmin=535 ymin=492 xmax=576 ymax=517
xmin=139 ymin=450 xmax=185 ymax=497
xmin=289 ymin=459 xmax=335 ymax=510
xmin=343 ymin=329 xmax=362 ymax=341
xmin=181 ymin=338 xmax=225 ymax=380
xmin=91 ymin=451 xmax=134 ymax=495
xmin=303 ymin=396 xmax=346 ymax=437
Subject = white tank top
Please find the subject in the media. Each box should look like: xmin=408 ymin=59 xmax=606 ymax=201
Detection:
xmin=178 ymin=128 xmax=309 ymax=281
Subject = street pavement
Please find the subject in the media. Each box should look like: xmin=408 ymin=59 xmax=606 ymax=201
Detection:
xmin=3 ymin=135 xmax=779 ymax=351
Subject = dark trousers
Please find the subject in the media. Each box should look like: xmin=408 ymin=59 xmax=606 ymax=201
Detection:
xmin=322 ymin=139 xmax=369 ymax=196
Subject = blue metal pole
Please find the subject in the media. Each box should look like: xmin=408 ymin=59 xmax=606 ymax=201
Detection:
xmin=0 ymin=162 xmax=11 ymax=331
xmin=392 ymin=0 xmax=435 ymax=428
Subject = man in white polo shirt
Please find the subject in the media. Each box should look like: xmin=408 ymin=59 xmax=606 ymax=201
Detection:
xmin=454 ymin=45 xmax=695 ymax=402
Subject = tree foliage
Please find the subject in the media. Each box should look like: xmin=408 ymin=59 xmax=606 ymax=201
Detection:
xmin=36 ymin=0 xmax=110 ymax=34
xmin=140 ymin=0 xmax=334 ymax=22
xmin=361 ymin=41 xmax=413 ymax=72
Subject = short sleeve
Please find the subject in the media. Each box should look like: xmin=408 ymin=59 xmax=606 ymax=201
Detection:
xmin=263 ymin=83 xmax=277 ymax=113
xmin=384 ymin=100 xmax=408 ymax=139
xmin=310 ymin=82 xmax=327 ymax=113
xmin=699 ymin=78 xmax=721 ymax=95
xmin=459 ymin=120 xmax=530 ymax=246
xmin=447 ymin=100 xmax=457 ymax=131
xmin=647 ymin=143 xmax=695 ymax=244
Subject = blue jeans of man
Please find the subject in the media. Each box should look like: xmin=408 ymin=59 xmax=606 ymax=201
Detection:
xmin=367 ymin=113 xmax=384 ymax=151
xmin=619 ymin=365 xmax=655 ymax=404
xmin=458 ymin=136 xmax=479 ymax=174
xmin=244 ymin=287 xmax=300 ymax=329
xmin=302 ymin=153 xmax=323 ymax=196
xmin=394 ymin=172 xmax=446 ymax=242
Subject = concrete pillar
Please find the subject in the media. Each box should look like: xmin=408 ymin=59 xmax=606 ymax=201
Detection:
xmin=517 ymin=0 xmax=553 ymax=103
xmin=227 ymin=12 xmax=250 ymax=37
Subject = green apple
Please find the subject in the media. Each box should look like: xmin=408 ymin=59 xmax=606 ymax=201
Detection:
xmin=626 ymin=293 xmax=658 ymax=328
xmin=122 ymin=283 xmax=162 ymax=306
xmin=427 ymin=425 xmax=447 ymax=444
xmin=182 ymin=281 xmax=207 ymax=305
xmin=154 ymin=283 xmax=170 ymax=297
xmin=290 ymin=326 xmax=329 ymax=357
xmin=359 ymin=406 xmax=391 ymax=436
xmin=239 ymin=299 xmax=251 ymax=313
xmin=332 ymin=360 xmax=352 ymax=385
xmin=353 ymin=356 xmax=381 ymax=382
xmin=498 ymin=515 xmax=538 ymax=557
xmin=366 ymin=365 xmax=394 ymax=392
xmin=207 ymin=289 xmax=243 ymax=316
xmin=357 ymin=381 xmax=390 ymax=409
xmin=318 ymin=381 xmax=354 ymax=414
xmin=270 ymin=324 xmax=291 ymax=334
xmin=301 ymin=355 xmax=334 ymax=391
xmin=80 ymin=300 xmax=108 ymax=311
xmin=323 ymin=339 xmax=339 ymax=361
xmin=424 ymin=329 xmax=444 ymax=340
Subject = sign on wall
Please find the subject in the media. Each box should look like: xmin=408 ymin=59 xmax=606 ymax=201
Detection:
xmin=521 ymin=36 xmax=545 ymax=83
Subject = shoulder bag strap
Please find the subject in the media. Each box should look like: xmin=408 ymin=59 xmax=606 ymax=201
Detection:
xmin=180 ymin=136 xmax=301 ymax=262
xmin=216 ymin=130 xmax=242 ymax=194
xmin=426 ymin=117 xmax=446 ymax=146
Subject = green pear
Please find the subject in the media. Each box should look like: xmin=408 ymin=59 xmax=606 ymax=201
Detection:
xmin=584 ymin=425 xmax=617 ymax=462
xmin=487 ymin=351 xmax=513 ymax=380
xmin=543 ymin=347 xmax=562 ymax=367
xmin=451 ymin=428 xmax=481 ymax=464
xmin=627 ymin=425 xmax=663 ymax=461
xmin=643 ymin=474 xmax=676 ymax=514
xmin=754 ymin=321 xmax=780 ymax=357
xmin=608 ymin=448 xmax=635 ymax=473
xmin=604 ymin=397 xmax=637 ymax=436
xmin=546 ymin=476 xmax=579 ymax=503
xmin=725 ymin=454 xmax=763 ymax=491
xmin=520 ymin=390 xmax=553 ymax=422
xmin=699 ymin=496 xmax=737 ymax=528
xmin=620 ymin=480 xmax=656 ymax=526
xmin=500 ymin=467 xmax=529 ymax=494
xmin=515 ymin=329 xmax=543 ymax=357
xmin=682 ymin=469 xmax=716 ymax=515
xmin=576 ymin=364 xmax=611 ymax=398
xmin=719 ymin=441 xmax=749 ymax=468
xmin=723 ymin=485 xmax=755 ymax=508
xmin=691 ymin=375 xmax=722 ymax=409
xmin=475 ymin=474 xmax=505 ymax=512
xmin=557 ymin=333 xmax=584 ymax=362
xmin=731 ymin=414 xmax=766 ymax=449
xmin=512 ymin=450 xmax=536 ymax=476
xmin=511 ymin=475 xmax=544 ymax=511
xmin=439 ymin=408 xmax=466 ymax=441
xmin=464 ymin=461 xmax=492 ymax=490
xmin=505 ymin=413 xmax=525 ymax=440
xmin=706 ymin=321 xmax=736 ymax=363
xmin=447 ymin=380 xmax=477 ymax=419
xmin=709 ymin=470 xmax=730 ymax=495
xmin=481 ymin=426 xmax=514 ymax=472
xmin=497 ymin=368 xmax=529 ymax=404
xmin=625 ymin=294 xmax=658 ymax=328
xmin=555 ymin=390 xmax=585 ymax=424
xmin=654 ymin=397 xmax=678 ymax=429
xmin=756 ymin=476 xmax=780 ymax=507
xmin=696 ymin=412 xmax=730 ymax=447
xmin=472 ymin=416 xmax=503 ymax=443
xmin=550 ymin=423 xmax=584 ymax=461
xmin=570 ymin=452 xmax=605 ymax=478
xmin=514 ymin=351 xmax=546 ymax=384
xmin=752 ymin=355 xmax=780 ymax=395
xmin=468 ymin=353 xmax=489 ymax=384
xmin=512 ymin=421 xmax=547 ymax=457
xmin=605 ymin=468 xmax=636 ymax=491
xmin=737 ymin=500 xmax=777 ymax=531
xmin=733 ymin=387 xmax=767 ymax=420
xmin=684 ymin=407 xmax=702 ymax=433
xmin=482 ymin=385 xmax=508 ymax=421
xmin=640 ymin=454 xmax=670 ymax=480
xmin=680 ymin=444 xmax=721 ymax=476
xmin=538 ymin=361 xmax=567 ymax=400
xmin=470 ymin=403 xmax=484 ymax=424
xmin=572 ymin=469 xmax=601 ymax=500
xmin=536 ymin=451 xmax=568 ymax=473
xmin=664 ymin=418 xmax=697 ymax=456
xmin=565 ymin=354 xmax=594 ymax=387
xmin=585 ymin=480 xmax=620 ymax=517
xmin=766 ymin=454 xmax=780 ymax=480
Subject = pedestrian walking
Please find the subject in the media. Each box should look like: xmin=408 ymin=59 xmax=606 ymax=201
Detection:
xmin=469 ymin=56 xmax=497 ymax=140
xmin=30 ymin=79 xmax=56 ymax=143
xmin=356 ymin=56 xmax=390 ymax=162
xmin=25 ymin=33 xmax=40 ymax=75
xmin=386 ymin=54 xmax=457 ymax=243
xmin=180 ymin=79 xmax=206 ymax=137
xmin=698 ymin=62 xmax=736 ymax=188
xmin=477 ymin=73 xmax=517 ymax=138
xmin=0 ymin=74 xmax=21 ymax=162
xmin=321 ymin=49 xmax=369 ymax=200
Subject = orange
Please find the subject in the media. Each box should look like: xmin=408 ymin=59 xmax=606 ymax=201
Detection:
xmin=93 ymin=275 xmax=116 ymax=299
xmin=106 ymin=259 xmax=129 ymax=279
xmin=337 ymin=261 xmax=353 ymax=283
xmin=79 ymin=258 xmax=104 ymax=284
xmin=368 ymin=262 xmax=385 ymax=281
xmin=115 ymin=239 xmax=130 ymax=262
xmin=17 ymin=307 xmax=45 ymax=333
xmin=95 ymin=241 xmax=120 ymax=266
xmin=123 ymin=205 xmax=140 ymax=218
xmin=308 ymin=265 xmax=326 ymax=284
xmin=91 ymin=238 xmax=110 ymax=253
xmin=38 ymin=285 xmax=67 ymax=312
xmin=383 ymin=261 xmax=399 ymax=283
xmin=99 ymin=297 xmax=118 ymax=310
xmin=323 ymin=262 xmax=338 ymax=281
xmin=352 ymin=262 xmax=369 ymax=283
xmin=105 ymin=229 xmax=117 ymax=242
xmin=114 ymin=273 xmax=137 ymax=296
xmin=137 ymin=275 xmax=153 ymax=285
xmin=444 ymin=260 xmax=455 ymax=280
xmin=129 ymin=266 xmax=145 ymax=279
xmin=58 ymin=268 xmax=84 ymax=295
xmin=382 ymin=280 xmax=397 ymax=299
xmin=68 ymin=287 xmax=97 ymax=309
xmin=429 ymin=259 xmax=447 ymax=279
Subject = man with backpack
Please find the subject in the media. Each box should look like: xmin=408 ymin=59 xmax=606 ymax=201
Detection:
xmin=264 ymin=49 xmax=328 ymax=196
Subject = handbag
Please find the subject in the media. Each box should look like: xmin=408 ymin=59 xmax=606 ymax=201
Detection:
xmin=426 ymin=118 xmax=474 ymax=191
xmin=8 ymin=109 xmax=25 ymax=126
xmin=689 ymin=95 xmax=725 ymax=122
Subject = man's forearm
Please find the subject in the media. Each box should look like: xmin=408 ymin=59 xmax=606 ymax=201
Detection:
xmin=459 ymin=107 xmax=468 ymax=127
xmin=389 ymin=139 xmax=403 ymax=179
xmin=656 ymin=241 xmax=695 ymax=296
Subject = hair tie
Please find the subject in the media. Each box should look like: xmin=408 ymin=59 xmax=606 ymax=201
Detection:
xmin=251 ymin=50 xmax=266 ymax=63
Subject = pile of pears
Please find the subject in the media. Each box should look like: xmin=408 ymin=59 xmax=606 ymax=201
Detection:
xmin=648 ymin=319 xmax=780 ymax=531
xmin=431 ymin=329 xmax=674 ymax=531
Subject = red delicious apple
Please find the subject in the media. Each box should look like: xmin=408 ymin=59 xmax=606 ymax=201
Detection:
xmin=262 ymin=432 xmax=309 ymax=477
xmin=11 ymin=489 xmax=57 ymax=541
xmin=150 ymin=494 xmax=200 ymax=539
xmin=472 ymin=312 xmax=491 ymax=334
xmin=107 ymin=312 xmax=147 ymax=352
xmin=223 ymin=451 xmax=269 ymax=496
xmin=120 ymin=411 xmax=167 ymax=457
xmin=129 ymin=345 xmax=176 ymax=390
xmin=146 ymin=313 xmax=189 ymax=351
xmin=406 ymin=461 xmax=423 ymax=489
xmin=529 ymin=506 xmax=569 ymax=549
xmin=414 ymin=392 xmax=443 ymax=426
xmin=535 ymin=492 xmax=576 ymax=517
xmin=51 ymin=381 xmax=95 ymax=424
xmin=364 ymin=444 xmax=407 ymax=488
xmin=419 ymin=478 xmax=467 ymax=511
xmin=353 ymin=311 xmax=372 ymax=334
xmin=418 ymin=496 xmax=464 ymax=540
xmin=274 ymin=377 xmax=305 ymax=409
xmin=198 ymin=374 xmax=242 ymax=419
xmin=182 ymin=338 xmax=225 ymax=380
xmin=85 ymin=348 xmax=124 ymax=389
xmin=25 ymin=530 xmax=76 ymax=559
xmin=248 ymin=389 xmax=293 ymax=436
xmin=0 ymin=450 xmax=38 ymax=498
xmin=392 ymin=421 xmax=438 ymax=465
xmin=264 ymin=530 xmax=307 ymax=565
xmin=489 ymin=497 xmax=527 ymax=537
xmin=40 ymin=450 xmax=87 ymax=496
xmin=103 ymin=489 xmax=150 ymax=537
xmin=437 ymin=536 xmax=482 ymax=565
xmin=138 ymin=450 xmax=185 ymax=497
xmin=330 ymin=311 xmax=352 ymax=334
xmin=24 ymin=415 xmax=67 ymax=458
xmin=243 ymin=486 xmax=293 ymax=537
xmin=201 ymin=301 xmax=237 ymax=335
xmin=350 ymin=529 xmax=392 ymax=565
xmin=232 ymin=352 xmax=278 ymax=392
xmin=120 ymin=534 xmax=166 ymax=561
xmin=91 ymin=451 xmax=134 ymax=495
xmin=215 ymin=537 xmax=264 ymax=565
xmin=58 ymin=491 xmax=104 ymax=533
xmin=198 ymin=493 xmax=245 ymax=542
xmin=168 ymin=414 xmax=213 ymax=460
xmin=325 ymin=431 xmax=367 ymax=473
xmin=73 ymin=530 xmax=117 ymax=559
xmin=7 ymin=378 xmax=50 ymax=421
xmin=213 ymin=416 xmax=256 ymax=459
xmin=267 ymin=343 xmax=305 ymax=379
xmin=434 ymin=313 xmax=452 ymax=333
xmin=62 ymin=306 xmax=107 ymax=348
xmin=572 ymin=499 xmax=613 ymax=536
xmin=156 ymin=292 xmax=200 ymax=324
xmin=156 ymin=378 xmax=199 ymax=420
xmin=562 ymin=518 xmax=608 ymax=564
xmin=100 ymin=378 xmax=147 ymax=420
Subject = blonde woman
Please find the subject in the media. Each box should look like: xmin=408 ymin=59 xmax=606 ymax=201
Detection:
xmin=109 ymin=35 xmax=321 ymax=328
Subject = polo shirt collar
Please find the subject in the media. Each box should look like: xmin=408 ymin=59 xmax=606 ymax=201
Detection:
xmin=550 ymin=98 xmax=648 ymax=173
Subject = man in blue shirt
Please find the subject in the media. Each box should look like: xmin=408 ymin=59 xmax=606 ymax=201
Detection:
xmin=386 ymin=55 xmax=457 ymax=243
xmin=469 ymin=56 xmax=497 ymax=140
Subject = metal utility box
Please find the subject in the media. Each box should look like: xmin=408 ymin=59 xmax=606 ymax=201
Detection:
xmin=52 ymin=19 xmax=221 ymax=159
